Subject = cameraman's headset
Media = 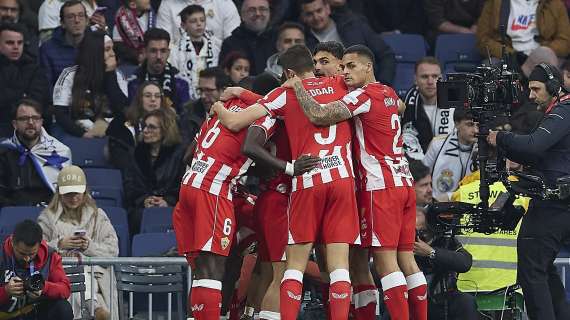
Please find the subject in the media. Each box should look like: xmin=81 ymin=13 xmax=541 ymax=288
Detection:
xmin=537 ymin=63 xmax=562 ymax=96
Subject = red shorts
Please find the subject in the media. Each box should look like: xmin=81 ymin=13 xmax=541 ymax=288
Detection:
xmin=288 ymin=178 xmax=360 ymax=245
xmin=173 ymin=185 xmax=235 ymax=257
xmin=255 ymin=190 xmax=288 ymax=262
xmin=360 ymin=187 xmax=416 ymax=251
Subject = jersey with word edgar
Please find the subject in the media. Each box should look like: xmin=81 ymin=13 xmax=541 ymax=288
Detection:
xmin=342 ymin=82 xmax=413 ymax=190
xmin=258 ymin=76 xmax=353 ymax=191
xmin=183 ymin=98 xmax=253 ymax=200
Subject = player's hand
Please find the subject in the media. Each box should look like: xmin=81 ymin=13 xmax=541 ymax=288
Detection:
xmin=220 ymin=87 xmax=244 ymax=101
xmin=281 ymin=75 xmax=301 ymax=89
xmin=413 ymin=239 xmax=434 ymax=257
xmin=487 ymin=130 xmax=498 ymax=147
xmin=209 ymin=101 xmax=224 ymax=117
xmin=293 ymin=154 xmax=321 ymax=176
xmin=5 ymin=277 xmax=24 ymax=297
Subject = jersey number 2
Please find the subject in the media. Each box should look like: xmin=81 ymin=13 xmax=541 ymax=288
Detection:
xmin=391 ymin=114 xmax=402 ymax=155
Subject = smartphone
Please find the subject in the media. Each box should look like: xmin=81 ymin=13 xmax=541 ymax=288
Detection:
xmin=74 ymin=229 xmax=87 ymax=237
xmin=93 ymin=6 xmax=108 ymax=15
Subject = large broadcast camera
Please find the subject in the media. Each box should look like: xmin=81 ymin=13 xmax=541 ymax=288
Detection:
xmin=430 ymin=52 xmax=525 ymax=235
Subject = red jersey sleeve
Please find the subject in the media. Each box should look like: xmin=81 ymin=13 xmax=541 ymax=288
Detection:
xmin=239 ymin=89 xmax=263 ymax=105
xmin=251 ymin=115 xmax=279 ymax=142
xmin=341 ymin=88 xmax=372 ymax=116
xmin=257 ymin=87 xmax=288 ymax=118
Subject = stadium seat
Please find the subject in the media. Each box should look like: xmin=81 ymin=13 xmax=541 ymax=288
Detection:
xmin=101 ymin=206 xmax=129 ymax=256
xmin=83 ymin=168 xmax=122 ymax=188
xmin=382 ymin=33 xmax=428 ymax=97
xmin=435 ymin=34 xmax=482 ymax=75
xmin=90 ymin=186 xmax=123 ymax=207
xmin=140 ymin=207 xmax=174 ymax=233
xmin=0 ymin=206 xmax=44 ymax=234
xmin=61 ymin=136 xmax=111 ymax=168
xmin=131 ymin=232 xmax=176 ymax=257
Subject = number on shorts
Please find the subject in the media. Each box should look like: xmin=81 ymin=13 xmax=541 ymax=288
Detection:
xmin=201 ymin=120 xmax=221 ymax=148
xmin=223 ymin=218 xmax=232 ymax=236
xmin=391 ymin=114 xmax=402 ymax=155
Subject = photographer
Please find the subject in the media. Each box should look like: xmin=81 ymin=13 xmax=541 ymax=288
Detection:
xmin=415 ymin=206 xmax=478 ymax=320
xmin=488 ymin=63 xmax=570 ymax=320
xmin=0 ymin=219 xmax=72 ymax=320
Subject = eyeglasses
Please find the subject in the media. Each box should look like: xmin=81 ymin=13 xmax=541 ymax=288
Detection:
xmin=244 ymin=6 xmax=270 ymax=15
xmin=143 ymin=93 xmax=162 ymax=99
xmin=16 ymin=116 xmax=42 ymax=123
xmin=64 ymin=12 xmax=86 ymax=20
xmin=143 ymin=123 xmax=160 ymax=131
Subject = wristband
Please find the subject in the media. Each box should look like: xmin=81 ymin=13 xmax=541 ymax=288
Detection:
xmin=285 ymin=161 xmax=294 ymax=176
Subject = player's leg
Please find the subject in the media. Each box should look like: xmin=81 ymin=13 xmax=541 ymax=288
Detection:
xmin=192 ymin=252 xmax=228 ymax=320
xmin=324 ymin=243 xmax=351 ymax=320
xmin=280 ymin=242 xmax=313 ymax=320
xmin=350 ymin=246 xmax=377 ymax=320
xmin=398 ymin=187 xmax=427 ymax=320
xmin=259 ymin=261 xmax=286 ymax=320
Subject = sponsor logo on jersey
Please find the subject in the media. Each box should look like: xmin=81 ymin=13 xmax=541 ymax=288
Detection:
xmin=221 ymin=236 xmax=230 ymax=250
xmin=331 ymin=292 xmax=349 ymax=299
xmin=316 ymin=154 xmax=343 ymax=170
xmin=228 ymin=105 xmax=244 ymax=112
xmin=191 ymin=159 xmax=210 ymax=174
xmin=287 ymin=291 xmax=302 ymax=301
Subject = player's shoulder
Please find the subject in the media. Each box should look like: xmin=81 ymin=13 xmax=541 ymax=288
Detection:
xmin=224 ymin=97 xmax=248 ymax=111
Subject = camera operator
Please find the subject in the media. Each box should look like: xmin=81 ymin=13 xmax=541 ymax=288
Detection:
xmin=0 ymin=219 xmax=72 ymax=320
xmin=488 ymin=63 xmax=570 ymax=320
xmin=414 ymin=206 xmax=478 ymax=320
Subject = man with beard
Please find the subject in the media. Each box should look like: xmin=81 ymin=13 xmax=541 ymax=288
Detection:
xmin=0 ymin=99 xmax=71 ymax=208
xmin=127 ymin=28 xmax=190 ymax=113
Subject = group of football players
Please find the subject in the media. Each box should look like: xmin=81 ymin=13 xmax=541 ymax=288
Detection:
xmin=172 ymin=41 xmax=427 ymax=320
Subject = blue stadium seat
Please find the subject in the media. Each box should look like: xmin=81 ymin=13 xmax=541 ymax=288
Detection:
xmin=140 ymin=207 xmax=174 ymax=233
xmin=382 ymin=33 xmax=428 ymax=97
xmin=83 ymin=168 xmax=123 ymax=188
xmin=131 ymin=232 xmax=177 ymax=257
xmin=435 ymin=34 xmax=482 ymax=75
xmin=61 ymin=136 xmax=111 ymax=168
xmin=101 ymin=206 xmax=130 ymax=256
xmin=90 ymin=187 xmax=123 ymax=207
xmin=0 ymin=206 xmax=44 ymax=234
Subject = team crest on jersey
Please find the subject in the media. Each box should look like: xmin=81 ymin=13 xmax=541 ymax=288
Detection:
xmin=221 ymin=236 xmax=230 ymax=250
xmin=436 ymin=169 xmax=454 ymax=193
xmin=384 ymin=97 xmax=396 ymax=107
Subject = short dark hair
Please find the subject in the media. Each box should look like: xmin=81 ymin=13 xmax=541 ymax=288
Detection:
xmin=344 ymin=44 xmax=376 ymax=66
xmin=60 ymin=0 xmax=86 ymax=22
xmin=409 ymin=159 xmax=430 ymax=181
xmin=13 ymin=220 xmax=43 ymax=247
xmin=179 ymin=4 xmax=205 ymax=23
xmin=415 ymin=56 xmax=441 ymax=73
xmin=199 ymin=67 xmax=231 ymax=90
xmin=0 ymin=23 xmax=25 ymax=38
xmin=144 ymin=28 xmax=170 ymax=47
xmin=278 ymin=44 xmax=314 ymax=74
xmin=314 ymin=41 xmax=344 ymax=59
xmin=453 ymin=108 xmax=474 ymax=123
xmin=298 ymin=0 xmax=324 ymax=10
xmin=222 ymin=51 xmax=250 ymax=72
xmin=252 ymin=72 xmax=280 ymax=96
xmin=277 ymin=21 xmax=304 ymax=37
xmin=12 ymin=98 xmax=43 ymax=120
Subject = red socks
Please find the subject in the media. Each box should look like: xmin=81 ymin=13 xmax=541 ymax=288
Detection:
xmin=280 ymin=269 xmax=303 ymax=320
xmin=381 ymin=272 xmax=409 ymax=320
xmin=190 ymin=279 xmax=222 ymax=320
xmin=353 ymin=284 xmax=377 ymax=320
xmin=328 ymin=269 xmax=351 ymax=320
xmin=406 ymin=272 xmax=428 ymax=320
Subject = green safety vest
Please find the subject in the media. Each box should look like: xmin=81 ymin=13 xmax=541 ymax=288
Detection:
xmin=452 ymin=177 xmax=528 ymax=292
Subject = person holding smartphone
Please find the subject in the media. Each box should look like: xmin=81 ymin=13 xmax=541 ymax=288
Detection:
xmin=37 ymin=166 xmax=119 ymax=320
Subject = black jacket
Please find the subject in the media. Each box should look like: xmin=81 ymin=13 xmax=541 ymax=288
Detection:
xmin=0 ymin=54 xmax=49 ymax=138
xmin=105 ymin=114 xmax=140 ymax=170
xmin=304 ymin=10 xmax=396 ymax=85
xmin=415 ymin=235 xmax=472 ymax=298
xmin=497 ymin=96 xmax=570 ymax=188
xmin=123 ymin=142 xmax=186 ymax=211
xmin=0 ymin=147 xmax=53 ymax=208
xmin=180 ymin=99 xmax=208 ymax=143
xmin=219 ymin=24 xmax=277 ymax=76
xmin=402 ymin=86 xmax=433 ymax=153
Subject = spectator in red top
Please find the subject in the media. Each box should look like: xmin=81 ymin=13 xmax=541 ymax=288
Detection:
xmin=0 ymin=219 xmax=72 ymax=320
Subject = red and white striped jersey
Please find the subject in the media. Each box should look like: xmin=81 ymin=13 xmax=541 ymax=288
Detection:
xmin=342 ymin=82 xmax=413 ymax=190
xmin=258 ymin=76 xmax=354 ymax=192
xmin=182 ymin=98 xmax=253 ymax=200
xmin=251 ymin=115 xmax=292 ymax=194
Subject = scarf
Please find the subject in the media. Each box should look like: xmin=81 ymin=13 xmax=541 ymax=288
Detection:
xmin=115 ymin=6 xmax=155 ymax=51
xmin=430 ymin=129 xmax=475 ymax=199
xmin=0 ymin=128 xmax=71 ymax=192
xmin=142 ymin=62 xmax=177 ymax=108
xmin=172 ymin=33 xmax=218 ymax=100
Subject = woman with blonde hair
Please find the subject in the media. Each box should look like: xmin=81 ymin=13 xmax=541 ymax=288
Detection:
xmin=37 ymin=165 xmax=119 ymax=320
xmin=123 ymin=108 xmax=186 ymax=234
